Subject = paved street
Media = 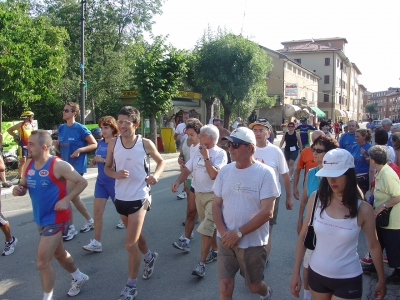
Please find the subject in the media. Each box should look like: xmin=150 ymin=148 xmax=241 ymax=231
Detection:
xmin=0 ymin=136 xmax=399 ymax=299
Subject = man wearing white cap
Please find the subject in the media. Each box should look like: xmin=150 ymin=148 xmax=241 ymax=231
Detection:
xmin=213 ymin=127 xmax=279 ymax=300
xmin=249 ymin=118 xmax=293 ymax=265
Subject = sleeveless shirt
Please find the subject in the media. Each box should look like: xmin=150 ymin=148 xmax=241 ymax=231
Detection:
xmin=113 ymin=135 xmax=150 ymax=202
xmin=284 ymin=131 xmax=298 ymax=151
xmin=309 ymin=199 xmax=362 ymax=278
xmin=25 ymin=156 xmax=69 ymax=226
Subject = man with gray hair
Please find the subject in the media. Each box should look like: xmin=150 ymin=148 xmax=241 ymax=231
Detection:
xmin=172 ymin=124 xmax=228 ymax=277
xmin=381 ymin=118 xmax=393 ymax=146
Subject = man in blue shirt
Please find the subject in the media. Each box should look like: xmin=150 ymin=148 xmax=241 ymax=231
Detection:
xmin=339 ymin=120 xmax=357 ymax=151
xmin=366 ymin=118 xmax=375 ymax=131
xmin=295 ymin=117 xmax=316 ymax=147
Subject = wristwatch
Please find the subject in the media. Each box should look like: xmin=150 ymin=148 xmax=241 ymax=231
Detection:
xmin=103 ymin=158 xmax=106 ymax=163
xmin=204 ymin=158 xmax=210 ymax=161
xmin=237 ymin=230 xmax=243 ymax=238
xmin=383 ymin=203 xmax=387 ymax=209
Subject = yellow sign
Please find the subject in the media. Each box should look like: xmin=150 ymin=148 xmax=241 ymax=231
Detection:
xmin=120 ymin=90 xmax=201 ymax=100
xmin=160 ymin=127 xmax=177 ymax=153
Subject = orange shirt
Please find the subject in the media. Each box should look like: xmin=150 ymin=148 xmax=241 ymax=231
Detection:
xmin=296 ymin=146 xmax=318 ymax=174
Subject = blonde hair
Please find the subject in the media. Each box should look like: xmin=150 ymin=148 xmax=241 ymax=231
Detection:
xmin=66 ymin=102 xmax=80 ymax=116
xmin=356 ymin=128 xmax=372 ymax=143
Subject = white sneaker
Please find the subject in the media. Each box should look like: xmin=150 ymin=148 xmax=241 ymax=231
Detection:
xmin=80 ymin=220 xmax=94 ymax=233
xmin=2 ymin=236 xmax=18 ymax=256
xmin=82 ymin=239 xmax=102 ymax=252
xmin=116 ymin=220 xmax=125 ymax=229
xmin=63 ymin=227 xmax=78 ymax=241
xmin=67 ymin=273 xmax=89 ymax=296
xmin=177 ymin=191 xmax=187 ymax=199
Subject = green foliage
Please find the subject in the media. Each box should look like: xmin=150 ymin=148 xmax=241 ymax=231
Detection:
xmin=130 ymin=36 xmax=189 ymax=143
xmin=365 ymin=103 xmax=376 ymax=114
xmin=190 ymin=28 xmax=273 ymax=126
xmin=0 ymin=1 xmax=68 ymax=109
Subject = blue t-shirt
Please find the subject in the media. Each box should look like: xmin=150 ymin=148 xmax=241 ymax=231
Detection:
xmin=339 ymin=132 xmax=356 ymax=152
xmin=295 ymin=124 xmax=316 ymax=146
xmin=58 ymin=122 xmax=91 ymax=174
xmin=350 ymin=143 xmax=372 ymax=174
xmin=95 ymin=139 xmax=115 ymax=185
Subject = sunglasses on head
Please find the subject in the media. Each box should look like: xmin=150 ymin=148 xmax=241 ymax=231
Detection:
xmin=228 ymin=141 xmax=250 ymax=149
xmin=312 ymin=147 xmax=326 ymax=154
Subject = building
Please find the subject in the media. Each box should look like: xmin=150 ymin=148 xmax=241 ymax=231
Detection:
xmin=367 ymin=88 xmax=400 ymax=120
xmin=258 ymin=46 xmax=322 ymax=127
xmin=278 ymin=37 xmax=362 ymax=121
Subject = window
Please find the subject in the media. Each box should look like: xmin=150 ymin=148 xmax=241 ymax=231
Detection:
xmin=324 ymin=94 xmax=329 ymax=102
xmin=324 ymin=75 xmax=330 ymax=84
xmin=325 ymin=58 xmax=330 ymax=66
xmin=294 ymin=58 xmax=301 ymax=64
xmin=293 ymin=67 xmax=297 ymax=74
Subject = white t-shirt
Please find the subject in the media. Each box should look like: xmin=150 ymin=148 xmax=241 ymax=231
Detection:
xmin=185 ymin=146 xmax=227 ymax=192
xmin=208 ymin=117 xmax=214 ymax=124
xmin=175 ymin=123 xmax=187 ymax=141
xmin=213 ymin=161 xmax=279 ymax=248
xmin=254 ymin=143 xmax=289 ymax=195
xmin=232 ymin=121 xmax=239 ymax=129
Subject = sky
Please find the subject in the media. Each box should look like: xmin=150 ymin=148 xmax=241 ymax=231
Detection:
xmin=148 ymin=0 xmax=400 ymax=92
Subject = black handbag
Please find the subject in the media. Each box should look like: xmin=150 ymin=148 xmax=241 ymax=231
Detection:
xmin=376 ymin=207 xmax=392 ymax=227
xmin=304 ymin=192 xmax=318 ymax=250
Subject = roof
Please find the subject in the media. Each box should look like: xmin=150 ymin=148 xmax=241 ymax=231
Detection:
xmin=281 ymin=37 xmax=348 ymax=44
xmin=277 ymin=42 xmax=340 ymax=52
xmin=351 ymin=63 xmax=362 ymax=75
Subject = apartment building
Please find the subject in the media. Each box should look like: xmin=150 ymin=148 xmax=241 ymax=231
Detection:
xmin=257 ymin=46 xmax=321 ymax=126
xmin=368 ymin=88 xmax=400 ymax=120
xmin=278 ymin=37 xmax=359 ymax=121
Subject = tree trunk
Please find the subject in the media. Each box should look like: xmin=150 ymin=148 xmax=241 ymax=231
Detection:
xmin=204 ymin=97 xmax=215 ymax=123
xmin=149 ymin=114 xmax=157 ymax=147
xmin=222 ymin=102 xmax=231 ymax=129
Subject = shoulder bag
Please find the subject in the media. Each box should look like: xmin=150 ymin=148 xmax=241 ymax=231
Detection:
xmin=304 ymin=192 xmax=318 ymax=250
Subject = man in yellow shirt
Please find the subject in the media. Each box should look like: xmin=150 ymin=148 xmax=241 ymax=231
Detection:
xmin=7 ymin=111 xmax=35 ymax=179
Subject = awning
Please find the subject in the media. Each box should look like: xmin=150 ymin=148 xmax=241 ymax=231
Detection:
xmin=345 ymin=111 xmax=352 ymax=119
xmin=335 ymin=108 xmax=346 ymax=117
xmin=284 ymin=104 xmax=301 ymax=117
xmin=310 ymin=107 xmax=326 ymax=118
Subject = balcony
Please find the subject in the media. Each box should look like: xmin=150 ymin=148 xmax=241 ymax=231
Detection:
xmin=293 ymin=98 xmax=309 ymax=107
xmin=376 ymin=103 xmax=383 ymax=107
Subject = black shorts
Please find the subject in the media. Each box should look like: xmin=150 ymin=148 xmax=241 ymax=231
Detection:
xmin=308 ymin=266 xmax=362 ymax=299
xmin=284 ymin=150 xmax=299 ymax=161
xmin=376 ymin=226 xmax=400 ymax=268
xmin=115 ymin=199 xmax=150 ymax=217
xmin=356 ymin=174 xmax=369 ymax=191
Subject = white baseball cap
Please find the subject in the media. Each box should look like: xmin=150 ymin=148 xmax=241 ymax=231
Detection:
xmin=222 ymin=127 xmax=256 ymax=145
xmin=315 ymin=149 xmax=355 ymax=177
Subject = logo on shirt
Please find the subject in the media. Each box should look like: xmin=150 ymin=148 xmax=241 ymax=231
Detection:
xmin=68 ymin=138 xmax=75 ymax=140
xmin=39 ymin=170 xmax=49 ymax=177
xmin=255 ymin=158 xmax=265 ymax=164
xmin=28 ymin=169 xmax=35 ymax=176
xmin=41 ymin=180 xmax=50 ymax=187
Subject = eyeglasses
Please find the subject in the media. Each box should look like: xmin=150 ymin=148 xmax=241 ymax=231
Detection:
xmin=228 ymin=141 xmax=250 ymax=149
xmin=117 ymin=120 xmax=133 ymax=126
xmin=62 ymin=109 xmax=74 ymax=113
xmin=312 ymin=147 xmax=326 ymax=154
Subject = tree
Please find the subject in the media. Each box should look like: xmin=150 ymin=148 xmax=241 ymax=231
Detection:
xmin=131 ymin=36 xmax=189 ymax=144
xmin=365 ymin=103 xmax=376 ymax=115
xmin=0 ymin=1 xmax=68 ymax=127
xmin=190 ymin=29 xmax=273 ymax=128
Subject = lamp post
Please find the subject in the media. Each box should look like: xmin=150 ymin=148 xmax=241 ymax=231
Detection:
xmin=80 ymin=0 xmax=86 ymax=124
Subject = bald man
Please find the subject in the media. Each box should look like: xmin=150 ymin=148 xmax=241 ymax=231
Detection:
xmin=293 ymin=130 xmax=324 ymax=200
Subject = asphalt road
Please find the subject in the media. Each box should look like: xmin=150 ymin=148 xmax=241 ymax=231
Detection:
xmin=0 ymin=148 xmax=398 ymax=299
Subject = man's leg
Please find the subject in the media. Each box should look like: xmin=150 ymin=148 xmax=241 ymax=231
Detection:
xmin=0 ymin=218 xmax=12 ymax=242
xmin=67 ymin=180 xmax=93 ymax=232
xmin=219 ymin=278 xmax=235 ymax=300
xmin=200 ymin=234 xmax=214 ymax=263
xmin=184 ymin=190 xmax=197 ymax=239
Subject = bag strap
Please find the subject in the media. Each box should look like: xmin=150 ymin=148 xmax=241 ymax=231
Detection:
xmin=309 ymin=191 xmax=319 ymax=226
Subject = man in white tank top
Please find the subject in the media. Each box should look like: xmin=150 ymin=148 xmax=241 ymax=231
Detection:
xmin=104 ymin=106 xmax=165 ymax=300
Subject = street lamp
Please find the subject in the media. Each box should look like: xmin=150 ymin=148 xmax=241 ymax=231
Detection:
xmin=80 ymin=0 xmax=86 ymax=124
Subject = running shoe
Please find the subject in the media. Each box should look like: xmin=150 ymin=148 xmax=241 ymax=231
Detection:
xmin=1 ymin=181 xmax=12 ymax=188
xmin=118 ymin=285 xmax=137 ymax=300
xmin=67 ymin=273 xmax=89 ymax=296
xmin=386 ymin=271 xmax=400 ymax=285
xmin=172 ymin=236 xmax=190 ymax=252
xmin=360 ymin=253 xmax=372 ymax=265
xmin=63 ymin=227 xmax=78 ymax=241
xmin=383 ymin=256 xmax=388 ymax=263
xmin=191 ymin=262 xmax=205 ymax=277
xmin=80 ymin=220 xmax=94 ymax=233
xmin=116 ymin=220 xmax=126 ymax=229
xmin=261 ymin=286 xmax=273 ymax=300
xmin=82 ymin=239 xmax=102 ymax=253
xmin=2 ymin=236 xmax=17 ymax=256
xmin=177 ymin=191 xmax=187 ymax=199
xmin=143 ymin=252 xmax=158 ymax=280
xmin=205 ymin=249 xmax=217 ymax=264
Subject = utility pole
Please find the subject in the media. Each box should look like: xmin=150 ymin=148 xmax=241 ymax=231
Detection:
xmin=80 ymin=0 xmax=86 ymax=124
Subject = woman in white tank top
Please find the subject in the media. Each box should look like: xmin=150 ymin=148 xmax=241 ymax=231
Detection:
xmin=290 ymin=149 xmax=386 ymax=300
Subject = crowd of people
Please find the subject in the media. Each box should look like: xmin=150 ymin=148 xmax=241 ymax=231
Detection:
xmin=1 ymin=108 xmax=400 ymax=300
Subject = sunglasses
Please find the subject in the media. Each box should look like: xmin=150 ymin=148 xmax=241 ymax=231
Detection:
xmin=312 ymin=147 xmax=326 ymax=154
xmin=62 ymin=109 xmax=74 ymax=113
xmin=228 ymin=141 xmax=250 ymax=149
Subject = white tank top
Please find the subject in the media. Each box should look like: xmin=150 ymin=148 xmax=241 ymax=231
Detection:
xmin=309 ymin=199 xmax=362 ymax=278
xmin=114 ymin=135 xmax=150 ymax=202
